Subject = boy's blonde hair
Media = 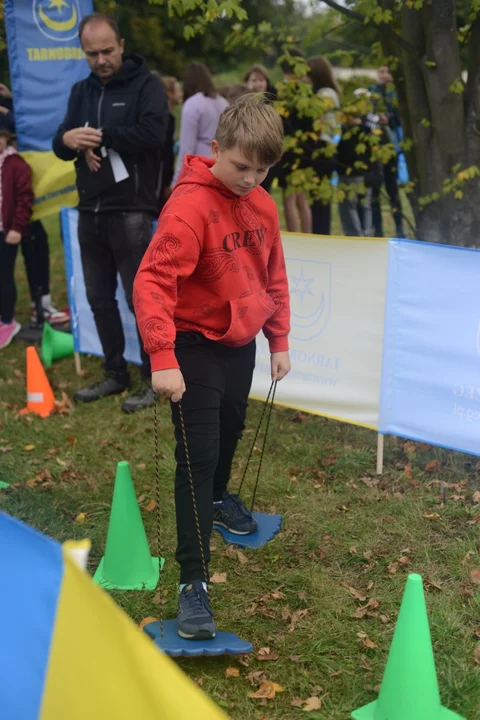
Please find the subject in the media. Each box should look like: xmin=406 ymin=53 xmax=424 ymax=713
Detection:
xmin=215 ymin=94 xmax=284 ymax=167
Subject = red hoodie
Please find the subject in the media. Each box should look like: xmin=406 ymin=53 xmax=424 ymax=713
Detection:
xmin=134 ymin=156 xmax=290 ymax=372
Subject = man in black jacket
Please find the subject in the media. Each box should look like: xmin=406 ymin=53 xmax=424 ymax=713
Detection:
xmin=53 ymin=12 xmax=168 ymax=413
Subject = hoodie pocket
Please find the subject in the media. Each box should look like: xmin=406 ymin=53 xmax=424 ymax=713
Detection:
xmin=218 ymin=290 xmax=277 ymax=346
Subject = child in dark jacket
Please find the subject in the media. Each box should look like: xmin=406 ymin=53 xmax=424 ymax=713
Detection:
xmin=0 ymin=129 xmax=34 ymax=349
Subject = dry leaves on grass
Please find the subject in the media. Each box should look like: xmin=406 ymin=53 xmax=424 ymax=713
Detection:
xmin=138 ymin=616 xmax=157 ymax=630
xmin=470 ymin=569 xmax=480 ymax=585
xmin=474 ymin=644 xmax=480 ymax=665
xmin=404 ymin=462 xmax=413 ymax=480
xmin=210 ymin=572 xmax=227 ymax=584
xmin=461 ymin=551 xmax=474 ymax=566
xmin=225 ymin=667 xmax=240 ymax=678
xmin=0 ymin=445 xmax=13 ymax=453
xmin=247 ymin=670 xmax=268 ymax=686
xmin=53 ymin=392 xmax=74 ymax=416
xmin=289 ymin=609 xmax=310 ymax=632
xmin=143 ymin=500 xmax=157 ymax=512
xmin=354 ymin=599 xmax=380 ymax=619
xmin=257 ymin=647 xmax=279 ymax=661
xmin=360 ymin=476 xmax=380 ymax=488
xmin=248 ymin=681 xmax=284 ymax=700
xmin=423 ymin=512 xmax=440 ymax=520
xmin=24 ymin=444 xmax=35 ymax=452
xmin=340 ymin=581 xmax=366 ymax=602
xmin=425 ymin=460 xmax=440 ymax=473
xmin=74 ymin=512 xmax=86 ymax=523
xmin=303 ymin=696 xmax=322 ymax=712
xmin=473 ymin=491 xmax=480 ymax=505
xmin=357 ymin=632 xmax=378 ymax=649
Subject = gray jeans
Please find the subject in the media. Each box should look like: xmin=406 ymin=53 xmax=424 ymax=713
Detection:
xmin=338 ymin=176 xmax=372 ymax=237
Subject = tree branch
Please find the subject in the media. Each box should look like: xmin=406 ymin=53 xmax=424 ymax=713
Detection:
xmin=319 ymin=0 xmax=364 ymax=22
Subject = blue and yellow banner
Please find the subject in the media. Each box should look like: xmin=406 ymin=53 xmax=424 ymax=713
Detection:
xmin=4 ymin=0 xmax=93 ymax=219
xmin=0 ymin=511 xmax=227 ymax=720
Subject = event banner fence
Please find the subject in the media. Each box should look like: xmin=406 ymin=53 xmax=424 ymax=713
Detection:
xmin=5 ymin=0 xmax=93 ymax=219
xmin=61 ymin=208 xmax=480 ymax=458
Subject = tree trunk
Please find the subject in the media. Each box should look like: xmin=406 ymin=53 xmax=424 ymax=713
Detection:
xmin=381 ymin=0 xmax=480 ymax=245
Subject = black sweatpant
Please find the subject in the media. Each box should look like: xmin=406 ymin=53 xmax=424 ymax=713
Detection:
xmin=78 ymin=211 xmax=153 ymax=380
xmin=21 ymin=220 xmax=50 ymax=301
xmin=171 ymin=332 xmax=256 ymax=584
xmin=0 ymin=232 xmax=19 ymax=324
xmin=371 ymin=156 xmax=404 ymax=237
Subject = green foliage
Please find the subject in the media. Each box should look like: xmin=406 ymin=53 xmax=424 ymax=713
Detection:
xmin=449 ymin=77 xmax=464 ymax=94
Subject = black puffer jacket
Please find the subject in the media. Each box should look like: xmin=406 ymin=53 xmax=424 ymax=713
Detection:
xmin=53 ymin=54 xmax=168 ymax=215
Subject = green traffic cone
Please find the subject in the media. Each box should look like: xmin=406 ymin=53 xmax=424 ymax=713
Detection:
xmin=352 ymin=574 xmax=465 ymax=720
xmin=41 ymin=322 xmax=74 ymax=367
xmin=93 ymin=461 xmax=162 ymax=591
xmin=0 ymin=481 xmax=10 ymax=490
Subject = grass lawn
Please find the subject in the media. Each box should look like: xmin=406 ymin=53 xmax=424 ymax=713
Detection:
xmin=1 ymin=203 xmax=479 ymax=719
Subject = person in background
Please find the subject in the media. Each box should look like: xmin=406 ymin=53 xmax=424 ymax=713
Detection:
xmin=152 ymin=73 xmax=182 ymax=211
xmin=307 ymin=56 xmax=341 ymax=235
xmin=172 ymin=63 xmax=228 ymax=185
xmin=243 ymin=65 xmax=277 ymax=193
xmin=53 ymin=13 xmax=168 ymax=413
xmin=276 ymin=48 xmax=312 ymax=234
xmin=368 ymin=66 xmax=405 ymax=238
xmin=243 ymin=64 xmax=277 ymax=100
xmin=0 ymin=127 xmax=34 ymax=349
xmin=225 ymin=84 xmax=247 ymax=104
xmin=336 ymin=96 xmax=375 ymax=237
xmin=0 ymin=83 xmax=68 ymax=324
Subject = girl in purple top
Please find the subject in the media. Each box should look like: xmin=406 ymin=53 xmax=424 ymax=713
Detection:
xmin=173 ymin=63 xmax=228 ymax=185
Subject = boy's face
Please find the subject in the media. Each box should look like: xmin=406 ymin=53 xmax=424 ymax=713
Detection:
xmin=0 ymin=133 xmax=9 ymax=152
xmin=210 ymin=142 xmax=270 ymax=196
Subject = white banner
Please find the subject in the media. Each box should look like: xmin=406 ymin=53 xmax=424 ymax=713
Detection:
xmin=62 ymin=208 xmax=387 ymax=429
xmin=251 ymin=234 xmax=388 ymax=429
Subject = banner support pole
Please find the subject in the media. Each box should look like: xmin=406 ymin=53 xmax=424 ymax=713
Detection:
xmin=376 ymin=433 xmax=384 ymax=475
xmin=74 ymin=352 xmax=82 ymax=376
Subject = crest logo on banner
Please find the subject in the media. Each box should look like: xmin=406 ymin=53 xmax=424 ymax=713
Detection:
xmin=287 ymin=258 xmax=331 ymax=342
xmin=33 ymin=0 xmax=80 ymax=42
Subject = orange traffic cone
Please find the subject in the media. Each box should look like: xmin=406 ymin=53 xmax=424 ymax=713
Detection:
xmin=19 ymin=346 xmax=55 ymax=418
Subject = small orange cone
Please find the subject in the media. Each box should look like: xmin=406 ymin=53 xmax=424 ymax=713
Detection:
xmin=19 ymin=346 xmax=55 ymax=418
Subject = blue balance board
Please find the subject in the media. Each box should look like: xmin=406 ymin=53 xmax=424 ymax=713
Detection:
xmin=214 ymin=512 xmax=282 ymax=549
xmin=144 ymin=619 xmax=254 ymax=657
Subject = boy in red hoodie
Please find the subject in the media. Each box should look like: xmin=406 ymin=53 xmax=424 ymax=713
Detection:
xmin=134 ymin=95 xmax=290 ymax=640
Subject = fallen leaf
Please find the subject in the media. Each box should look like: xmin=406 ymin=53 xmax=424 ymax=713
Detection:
xmin=137 ymin=494 xmax=146 ymax=504
xmin=138 ymin=616 xmax=157 ymax=630
xmin=387 ymin=562 xmax=398 ymax=574
xmin=473 ymin=491 xmax=480 ymax=505
xmin=470 ymin=569 xmax=480 ymax=585
xmin=357 ymin=631 xmax=378 ymax=649
xmin=380 ymin=614 xmax=391 ymax=624
xmin=404 ymin=462 xmax=413 ymax=480
xmin=423 ymin=512 xmax=440 ymax=520
xmin=247 ymin=670 xmax=268 ymax=686
xmin=474 ymin=644 xmax=480 ymax=665
xmin=74 ymin=512 xmax=86 ymax=523
xmin=210 ymin=572 xmax=227 ymax=584
xmin=360 ymin=476 xmax=379 ymax=488
xmin=257 ymin=647 xmax=279 ymax=661
xmin=0 ymin=445 xmax=12 ymax=453
xmin=248 ymin=681 xmax=284 ymax=700
xmin=330 ymin=669 xmax=343 ymax=677
xmin=225 ymin=667 xmax=240 ymax=678
xmin=461 ymin=551 xmax=474 ymax=566
xmin=24 ymin=444 xmax=35 ymax=451
xmin=56 ymin=457 xmax=67 ymax=467
xmin=340 ymin=581 xmax=366 ymax=602
xmin=137 ymin=463 xmax=146 ymax=470
xmin=289 ymin=608 xmax=309 ymax=632
xmin=144 ymin=499 xmax=157 ymax=512
xmin=354 ymin=599 xmax=380 ymax=619
xmin=424 ymin=580 xmax=443 ymax=591
xmin=289 ymin=655 xmax=301 ymax=662
xmin=291 ymin=698 xmax=304 ymax=707
xmin=349 ymin=546 xmax=358 ymax=555
xmin=303 ymin=696 xmax=322 ymax=712
xmin=425 ymin=460 xmax=439 ymax=473
xmin=237 ymin=550 xmax=248 ymax=565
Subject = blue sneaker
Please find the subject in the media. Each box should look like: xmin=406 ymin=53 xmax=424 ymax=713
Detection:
xmin=177 ymin=581 xmax=216 ymax=640
xmin=213 ymin=492 xmax=258 ymax=535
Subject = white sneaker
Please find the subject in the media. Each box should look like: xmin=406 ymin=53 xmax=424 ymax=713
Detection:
xmin=31 ymin=295 xmax=69 ymax=325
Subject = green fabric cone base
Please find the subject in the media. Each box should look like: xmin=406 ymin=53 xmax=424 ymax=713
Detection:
xmin=0 ymin=481 xmax=10 ymax=489
xmin=41 ymin=323 xmax=74 ymax=367
xmin=93 ymin=556 xmax=164 ymax=591
xmin=351 ymin=574 xmax=465 ymax=720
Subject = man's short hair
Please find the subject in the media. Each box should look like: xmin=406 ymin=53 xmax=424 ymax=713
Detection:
xmin=215 ymin=94 xmax=284 ymax=167
xmin=79 ymin=12 xmax=121 ymax=43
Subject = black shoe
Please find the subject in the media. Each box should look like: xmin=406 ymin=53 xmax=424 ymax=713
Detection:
xmin=121 ymin=381 xmax=155 ymax=414
xmin=74 ymin=373 xmax=130 ymax=404
xmin=213 ymin=491 xmax=258 ymax=535
xmin=177 ymin=581 xmax=216 ymax=640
